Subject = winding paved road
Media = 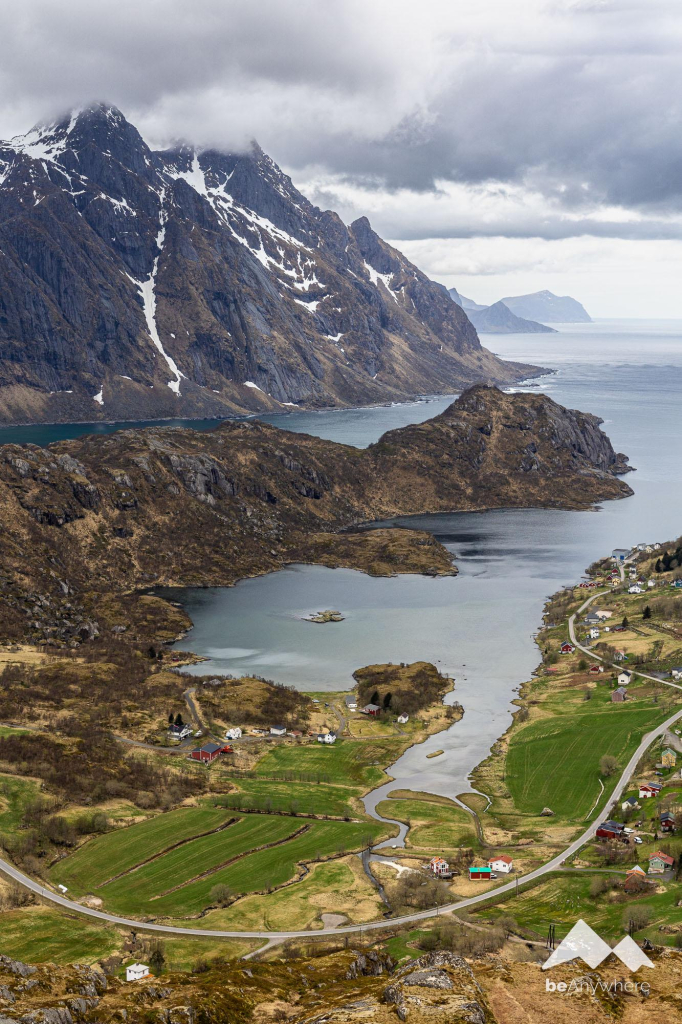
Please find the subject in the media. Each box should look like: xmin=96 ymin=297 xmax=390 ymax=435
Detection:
xmin=2 ymin=554 xmax=679 ymax=944
xmin=1 ymin=704 xmax=680 ymax=942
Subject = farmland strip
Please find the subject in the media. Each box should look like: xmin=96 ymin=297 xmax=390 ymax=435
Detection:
xmin=150 ymin=824 xmax=311 ymax=898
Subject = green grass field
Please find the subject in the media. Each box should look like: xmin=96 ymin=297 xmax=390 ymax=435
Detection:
xmin=253 ymin=738 xmax=400 ymax=789
xmin=376 ymin=795 xmax=477 ymax=849
xmin=97 ymin=815 xmax=302 ymax=912
xmin=218 ymin=777 xmax=359 ymax=817
xmin=50 ymin=805 xmax=388 ymax=919
xmin=142 ymin=818 xmax=385 ymax=917
xmin=0 ymin=906 xmax=119 ymax=963
xmin=0 ymin=773 xmax=42 ymax=836
xmin=506 ymin=704 xmax=667 ymax=820
xmin=49 ymin=805 xmax=236 ymax=890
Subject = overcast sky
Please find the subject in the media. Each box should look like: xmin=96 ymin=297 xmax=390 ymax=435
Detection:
xmin=1 ymin=0 xmax=680 ymax=316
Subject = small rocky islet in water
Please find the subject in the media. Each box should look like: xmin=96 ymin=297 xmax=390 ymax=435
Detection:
xmin=305 ymin=609 xmax=345 ymax=623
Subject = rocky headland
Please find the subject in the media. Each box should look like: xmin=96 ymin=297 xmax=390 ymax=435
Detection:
xmin=0 ymin=384 xmax=631 ymax=645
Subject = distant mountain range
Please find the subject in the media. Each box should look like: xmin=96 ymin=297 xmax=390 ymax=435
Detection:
xmin=449 ymin=288 xmax=591 ymax=333
xmin=0 ymin=105 xmax=536 ymax=425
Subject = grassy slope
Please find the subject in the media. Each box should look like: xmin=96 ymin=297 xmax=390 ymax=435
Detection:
xmin=186 ymin=857 xmax=382 ymax=931
xmin=96 ymin=816 xmax=303 ymax=910
xmin=253 ymin=737 xmax=400 ymax=789
xmin=505 ymin=701 xmax=666 ymax=818
xmin=147 ymin=819 xmax=386 ymax=917
xmin=220 ymin=777 xmax=358 ymax=817
xmin=481 ymin=871 xmax=682 ymax=946
xmin=49 ymin=805 xmax=236 ymax=890
xmin=0 ymin=905 xmax=119 ymax=963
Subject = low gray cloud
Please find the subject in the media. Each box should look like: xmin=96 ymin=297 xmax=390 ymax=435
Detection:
xmin=1 ymin=0 xmax=680 ymax=240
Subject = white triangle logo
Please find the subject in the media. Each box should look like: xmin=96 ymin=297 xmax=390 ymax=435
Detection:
xmin=543 ymin=919 xmax=654 ymax=972
xmin=543 ymin=920 xmax=612 ymax=970
xmin=611 ymin=935 xmax=655 ymax=971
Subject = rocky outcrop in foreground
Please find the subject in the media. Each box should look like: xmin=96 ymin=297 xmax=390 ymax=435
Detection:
xmin=0 ymin=385 xmax=631 ymax=642
xmin=2 ymin=944 xmax=679 ymax=1024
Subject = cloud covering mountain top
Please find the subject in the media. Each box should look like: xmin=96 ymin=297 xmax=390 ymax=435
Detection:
xmin=1 ymin=0 xmax=680 ymax=314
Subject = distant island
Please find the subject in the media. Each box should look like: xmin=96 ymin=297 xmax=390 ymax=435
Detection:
xmin=465 ymin=300 xmax=557 ymax=335
xmin=449 ymin=287 xmax=592 ymax=332
xmin=500 ymin=289 xmax=592 ymax=323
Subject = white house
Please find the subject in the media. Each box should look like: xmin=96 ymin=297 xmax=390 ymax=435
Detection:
xmin=429 ymin=856 xmax=450 ymax=877
xmin=628 ymin=584 xmax=642 ymax=594
xmin=167 ymin=722 xmax=192 ymax=740
xmin=345 ymin=695 xmax=358 ymax=711
xmin=672 ymin=667 xmax=682 ymax=680
xmin=589 ymin=627 xmax=600 ymax=640
xmin=618 ymin=670 xmax=633 ymax=686
xmin=225 ymin=727 xmax=242 ymax=740
xmin=488 ymin=855 xmax=513 ymax=874
xmin=397 ymin=713 xmax=409 ymax=724
xmin=270 ymin=725 xmax=287 ymax=736
xmin=126 ymin=964 xmax=150 ymax=982
xmin=647 ymin=579 xmax=656 ymax=588
xmin=317 ymin=731 xmax=337 ymax=744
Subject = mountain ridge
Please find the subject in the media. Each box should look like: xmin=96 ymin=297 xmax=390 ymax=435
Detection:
xmin=0 ymin=104 xmax=539 ymax=424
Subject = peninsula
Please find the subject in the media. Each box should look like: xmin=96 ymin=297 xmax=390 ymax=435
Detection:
xmin=0 ymin=384 xmax=631 ymax=646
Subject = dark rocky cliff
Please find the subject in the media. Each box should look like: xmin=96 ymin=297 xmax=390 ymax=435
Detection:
xmin=0 ymin=105 xmax=538 ymax=425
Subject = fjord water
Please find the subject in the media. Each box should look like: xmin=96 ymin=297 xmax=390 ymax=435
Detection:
xmin=171 ymin=318 xmax=682 ymax=803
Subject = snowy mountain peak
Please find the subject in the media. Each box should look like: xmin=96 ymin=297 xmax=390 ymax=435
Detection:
xmin=0 ymin=104 xmax=533 ymax=424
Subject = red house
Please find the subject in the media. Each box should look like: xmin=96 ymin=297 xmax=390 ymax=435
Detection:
xmin=560 ymin=642 xmax=575 ymax=654
xmin=361 ymin=704 xmax=381 ymax=716
xmin=190 ymin=742 xmax=232 ymax=764
xmin=596 ymin=820 xmax=625 ymax=840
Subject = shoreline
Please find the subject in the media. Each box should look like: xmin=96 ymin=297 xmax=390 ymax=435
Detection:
xmin=0 ymin=367 xmax=555 ymax=436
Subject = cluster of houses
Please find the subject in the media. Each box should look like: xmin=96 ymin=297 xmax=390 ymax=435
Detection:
xmin=428 ymin=855 xmax=514 ymax=882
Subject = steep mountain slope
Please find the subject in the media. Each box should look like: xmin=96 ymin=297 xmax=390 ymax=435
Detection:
xmin=0 ymin=105 xmax=537 ymax=425
xmin=0 ymin=384 xmax=630 ymax=643
xmin=466 ymin=300 xmax=557 ymax=334
xmin=501 ymin=289 xmax=592 ymax=323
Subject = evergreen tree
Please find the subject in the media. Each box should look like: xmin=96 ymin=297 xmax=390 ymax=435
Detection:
xmin=383 ymin=691 xmax=392 ymax=709
xmin=175 ymin=712 xmax=184 ymax=726
xmin=621 ymin=616 xmax=629 ymax=628
xmin=168 ymin=711 xmax=174 ymax=724
xmin=370 ymin=690 xmax=379 ymax=705
xmin=643 ymin=605 xmax=652 ymax=620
